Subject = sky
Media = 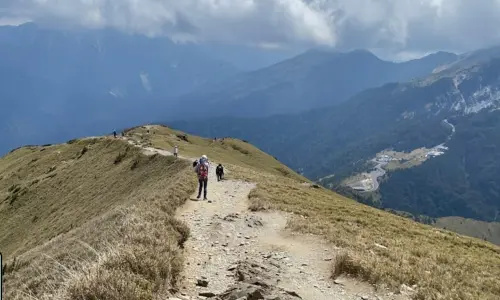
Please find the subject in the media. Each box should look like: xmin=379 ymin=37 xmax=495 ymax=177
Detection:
xmin=1 ymin=0 xmax=500 ymax=60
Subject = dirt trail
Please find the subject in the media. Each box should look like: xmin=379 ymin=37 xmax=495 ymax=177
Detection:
xmin=125 ymin=136 xmax=409 ymax=300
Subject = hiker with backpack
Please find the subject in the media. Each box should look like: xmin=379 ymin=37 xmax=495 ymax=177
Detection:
xmin=195 ymin=155 xmax=210 ymax=201
xmin=216 ymin=163 xmax=224 ymax=181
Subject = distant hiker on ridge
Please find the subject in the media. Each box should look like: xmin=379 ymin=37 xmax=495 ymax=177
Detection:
xmin=216 ymin=163 xmax=224 ymax=181
xmin=174 ymin=145 xmax=178 ymax=158
xmin=195 ymin=155 xmax=210 ymax=201
xmin=113 ymin=130 xmax=117 ymax=138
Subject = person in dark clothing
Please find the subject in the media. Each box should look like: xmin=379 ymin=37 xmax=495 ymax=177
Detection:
xmin=216 ymin=164 xmax=224 ymax=181
xmin=113 ymin=130 xmax=117 ymax=138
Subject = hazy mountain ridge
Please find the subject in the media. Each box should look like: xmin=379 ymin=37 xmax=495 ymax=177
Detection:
xmin=167 ymin=49 xmax=458 ymax=119
xmin=0 ymin=23 xmax=241 ymax=154
xmin=169 ymin=45 xmax=500 ymax=224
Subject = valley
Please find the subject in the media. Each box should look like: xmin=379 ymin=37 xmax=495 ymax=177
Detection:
xmin=339 ymin=118 xmax=455 ymax=193
xmin=170 ymin=46 xmax=500 ymax=246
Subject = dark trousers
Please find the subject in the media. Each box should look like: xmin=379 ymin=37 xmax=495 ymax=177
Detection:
xmin=198 ymin=177 xmax=208 ymax=199
xmin=217 ymin=172 xmax=224 ymax=181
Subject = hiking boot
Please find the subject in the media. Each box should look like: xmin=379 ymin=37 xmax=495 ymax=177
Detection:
xmin=197 ymin=195 xmax=201 ymax=200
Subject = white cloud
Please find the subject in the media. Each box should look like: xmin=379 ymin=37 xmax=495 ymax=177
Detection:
xmin=0 ymin=17 xmax=30 ymax=26
xmin=2 ymin=0 xmax=500 ymax=55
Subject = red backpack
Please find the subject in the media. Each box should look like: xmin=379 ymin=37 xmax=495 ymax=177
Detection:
xmin=198 ymin=162 xmax=208 ymax=179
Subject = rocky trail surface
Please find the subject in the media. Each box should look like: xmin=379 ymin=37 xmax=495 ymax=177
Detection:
xmin=123 ymin=133 xmax=410 ymax=300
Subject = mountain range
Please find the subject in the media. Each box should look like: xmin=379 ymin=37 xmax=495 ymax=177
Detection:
xmin=0 ymin=23 xmax=244 ymax=154
xmin=0 ymin=23 xmax=457 ymax=155
xmin=3 ymin=22 xmax=500 ymax=242
xmin=170 ymin=46 xmax=500 ymax=226
xmin=167 ymin=49 xmax=458 ymax=119
xmin=0 ymin=23 xmax=300 ymax=155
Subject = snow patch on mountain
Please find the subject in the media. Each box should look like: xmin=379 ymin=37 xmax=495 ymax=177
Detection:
xmin=452 ymin=72 xmax=469 ymax=88
xmin=109 ymin=87 xmax=126 ymax=98
xmin=401 ymin=111 xmax=415 ymax=120
xmin=463 ymin=86 xmax=500 ymax=114
xmin=447 ymin=71 xmax=500 ymax=115
xmin=140 ymin=72 xmax=152 ymax=92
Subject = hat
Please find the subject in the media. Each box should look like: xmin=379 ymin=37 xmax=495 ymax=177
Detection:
xmin=202 ymin=155 xmax=207 ymax=160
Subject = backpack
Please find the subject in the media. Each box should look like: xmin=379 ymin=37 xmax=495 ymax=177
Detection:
xmin=198 ymin=162 xmax=208 ymax=179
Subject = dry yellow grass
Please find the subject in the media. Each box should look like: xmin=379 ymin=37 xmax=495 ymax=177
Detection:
xmin=125 ymin=125 xmax=305 ymax=181
xmin=1 ymin=137 xmax=196 ymax=299
xmin=243 ymin=172 xmax=500 ymax=300
xmin=435 ymin=216 xmax=500 ymax=245
xmin=137 ymin=125 xmax=500 ymax=300
xmin=3 ymin=125 xmax=500 ymax=300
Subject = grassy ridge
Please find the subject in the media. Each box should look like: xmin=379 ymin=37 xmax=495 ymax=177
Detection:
xmin=126 ymin=125 xmax=305 ymax=181
xmin=138 ymin=125 xmax=500 ymax=300
xmin=3 ymin=126 xmax=500 ymax=299
xmin=1 ymin=137 xmax=196 ymax=299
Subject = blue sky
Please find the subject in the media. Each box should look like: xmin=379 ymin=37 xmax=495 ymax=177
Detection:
xmin=1 ymin=0 xmax=500 ymax=60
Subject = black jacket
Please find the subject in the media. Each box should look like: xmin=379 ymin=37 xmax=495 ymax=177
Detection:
xmin=216 ymin=165 xmax=224 ymax=174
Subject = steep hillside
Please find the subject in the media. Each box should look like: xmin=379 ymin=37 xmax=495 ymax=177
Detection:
xmin=167 ymin=49 xmax=457 ymax=119
xmin=1 ymin=137 xmax=196 ymax=299
xmin=121 ymin=126 xmax=500 ymax=299
xmin=434 ymin=217 xmax=500 ymax=245
xmin=2 ymin=126 xmax=499 ymax=300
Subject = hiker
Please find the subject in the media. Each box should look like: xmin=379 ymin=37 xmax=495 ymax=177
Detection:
xmin=174 ymin=145 xmax=178 ymax=158
xmin=216 ymin=164 xmax=224 ymax=181
xmin=195 ymin=155 xmax=209 ymax=200
xmin=113 ymin=130 xmax=117 ymax=138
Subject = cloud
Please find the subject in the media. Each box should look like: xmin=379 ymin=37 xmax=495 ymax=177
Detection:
xmin=2 ymin=0 xmax=500 ymax=55
xmin=0 ymin=0 xmax=335 ymax=47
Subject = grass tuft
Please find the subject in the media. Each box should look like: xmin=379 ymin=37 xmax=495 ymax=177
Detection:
xmin=114 ymin=152 xmax=127 ymax=164
xmin=331 ymin=252 xmax=366 ymax=280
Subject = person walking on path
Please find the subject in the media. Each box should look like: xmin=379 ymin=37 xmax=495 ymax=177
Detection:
xmin=174 ymin=145 xmax=179 ymax=158
xmin=195 ymin=155 xmax=210 ymax=201
xmin=216 ymin=163 xmax=224 ymax=181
